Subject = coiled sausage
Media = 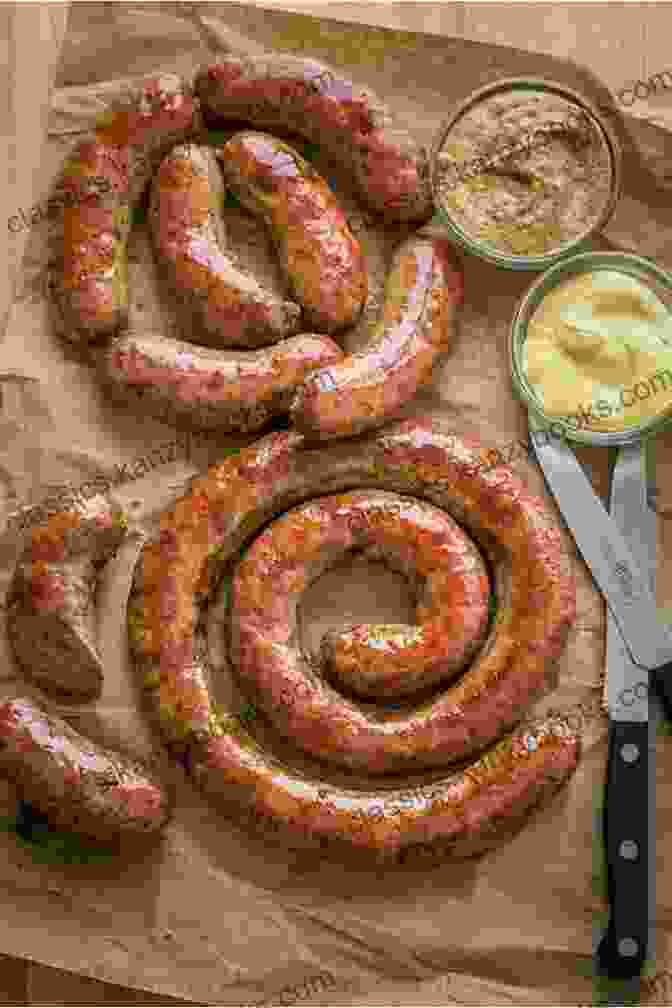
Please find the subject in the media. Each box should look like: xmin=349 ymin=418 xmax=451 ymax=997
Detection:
xmin=127 ymin=417 xmax=578 ymax=859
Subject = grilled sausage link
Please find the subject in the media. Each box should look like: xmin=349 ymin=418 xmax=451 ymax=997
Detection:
xmin=194 ymin=53 xmax=433 ymax=224
xmin=51 ymin=74 xmax=198 ymax=343
xmin=101 ymin=330 xmax=344 ymax=432
xmin=217 ymin=131 xmax=367 ymax=334
xmin=0 ymin=698 xmax=171 ymax=839
xmin=127 ymin=417 xmax=578 ymax=859
xmin=6 ymin=495 xmax=128 ymax=700
xmin=149 ymin=143 xmax=301 ymax=349
xmin=290 ymin=236 xmax=463 ymax=440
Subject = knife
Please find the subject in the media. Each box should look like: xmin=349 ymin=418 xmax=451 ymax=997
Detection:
xmin=597 ymin=442 xmax=654 ymax=980
xmin=528 ymin=417 xmax=672 ymax=670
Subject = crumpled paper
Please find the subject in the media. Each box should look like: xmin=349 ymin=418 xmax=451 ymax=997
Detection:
xmin=0 ymin=3 xmax=670 ymax=1004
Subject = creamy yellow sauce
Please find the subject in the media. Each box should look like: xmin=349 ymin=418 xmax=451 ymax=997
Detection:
xmin=523 ymin=269 xmax=672 ymax=431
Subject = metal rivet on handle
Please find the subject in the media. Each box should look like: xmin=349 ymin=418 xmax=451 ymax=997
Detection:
xmin=620 ymin=743 xmax=640 ymax=763
xmin=618 ymin=938 xmax=639 ymax=958
xmin=619 ymin=840 xmax=639 ymax=861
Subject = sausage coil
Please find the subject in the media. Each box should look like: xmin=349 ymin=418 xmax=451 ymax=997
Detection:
xmin=127 ymin=416 xmax=578 ymax=860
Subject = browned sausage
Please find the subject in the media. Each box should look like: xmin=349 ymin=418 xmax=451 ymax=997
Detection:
xmin=149 ymin=143 xmax=301 ymax=349
xmin=0 ymin=698 xmax=171 ymax=839
xmin=51 ymin=74 xmax=198 ymax=343
xmin=194 ymin=53 xmax=433 ymax=224
xmin=290 ymin=235 xmax=463 ymax=440
xmin=232 ymin=491 xmax=490 ymax=704
xmin=6 ymin=495 xmax=128 ymax=700
xmin=127 ymin=417 xmax=578 ymax=859
xmin=100 ymin=330 xmax=344 ymax=432
xmin=217 ymin=131 xmax=367 ymax=334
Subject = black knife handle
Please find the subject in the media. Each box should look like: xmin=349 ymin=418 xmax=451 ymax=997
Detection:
xmin=597 ymin=720 xmax=650 ymax=980
xmin=652 ymin=662 xmax=672 ymax=723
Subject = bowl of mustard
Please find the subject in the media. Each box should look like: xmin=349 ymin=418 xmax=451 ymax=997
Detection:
xmin=510 ymin=250 xmax=672 ymax=445
xmin=430 ymin=78 xmax=622 ymax=271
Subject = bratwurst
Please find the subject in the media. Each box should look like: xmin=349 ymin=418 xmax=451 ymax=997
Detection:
xmin=149 ymin=143 xmax=301 ymax=349
xmin=127 ymin=417 xmax=578 ymax=859
xmin=290 ymin=235 xmax=463 ymax=440
xmin=194 ymin=53 xmax=433 ymax=224
xmin=217 ymin=131 xmax=367 ymax=334
xmin=6 ymin=494 xmax=128 ymax=700
xmin=0 ymin=698 xmax=171 ymax=840
xmin=52 ymin=74 xmax=198 ymax=343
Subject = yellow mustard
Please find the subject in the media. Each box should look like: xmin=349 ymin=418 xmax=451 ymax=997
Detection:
xmin=523 ymin=269 xmax=672 ymax=431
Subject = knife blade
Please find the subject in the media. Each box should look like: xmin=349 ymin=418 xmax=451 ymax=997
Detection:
xmin=528 ymin=416 xmax=672 ymax=670
xmin=597 ymin=442 xmax=653 ymax=980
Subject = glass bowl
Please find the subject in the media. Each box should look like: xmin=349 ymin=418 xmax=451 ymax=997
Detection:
xmin=429 ymin=77 xmax=622 ymax=272
xmin=509 ymin=249 xmax=672 ymax=446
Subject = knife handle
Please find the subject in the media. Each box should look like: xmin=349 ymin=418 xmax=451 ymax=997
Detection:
xmin=652 ymin=663 xmax=672 ymax=723
xmin=597 ymin=720 xmax=650 ymax=980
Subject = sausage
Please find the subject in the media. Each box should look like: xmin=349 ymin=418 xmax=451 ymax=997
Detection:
xmin=6 ymin=495 xmax=128 ymax=700
xmin=290 ymin=236 xmax=463 ymax=440
xmin=127 ymin=416 xmax=578 ymax=858
xmin=193 ymin=54 xmax=433 ymax=224
xmin=149 ymin=143 xmax=301 ymax=349
xmin=0 ymin=698 xmax=171 ymax=839
xmin=217 ymin=131 xmax=367 ymax=334
xmin=51 ymin=74 xmax=198 ymax=343
xmin=232 ymin=491 xmax=491 ymax=705
xmin=100 ymin=330 xmax=344 ymax=432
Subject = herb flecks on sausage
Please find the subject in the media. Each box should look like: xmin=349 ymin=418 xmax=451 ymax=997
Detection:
xmin=128 ymin=417 xmax=578 ymax=858
xmin=150 ymin=143 xmax=301 ymax=349
xmin=290 ymin=236 xmax=463 ymax=440
xmin=0 ymin=698 xmax=171 ymax=839
xmin=53 ymin=75 xmax=198 ymax=342
xmin=6 ymin=496 xmax=128 ymax=700
xmin=218 ymin=131 xmax=367 ymax=334
xmin=194 ymin=54 xmax=432 ymax=224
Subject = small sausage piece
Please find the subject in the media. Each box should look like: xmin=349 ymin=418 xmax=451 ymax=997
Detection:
xmin=149 ymin=143 xmax=301 ymax=349
xmin=194 ymin=54 xmax=433 ymax=224
xmin=290 ymin=236 xmax=463 ymax=440
xmin=0 ymin=698 xmax=171 ymax=839
xmin=51 ymin=74 xmax=198 ymax=343
xmin=6 ymin=496 xmax=127 ymax=700
xmin=217 ymin=132 xmax=367 ymax=334
xmin=101 ymin=331 xmax=344 ymax=433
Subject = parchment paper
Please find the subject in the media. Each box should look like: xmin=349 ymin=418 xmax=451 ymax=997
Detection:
xmin=1 ymin=4 xmax=672 ymax=1004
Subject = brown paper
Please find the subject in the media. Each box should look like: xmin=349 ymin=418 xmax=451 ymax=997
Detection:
xmin=0 ymin=3 xmax=671 ymax=1004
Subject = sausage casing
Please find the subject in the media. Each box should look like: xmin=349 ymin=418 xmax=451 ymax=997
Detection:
xmin=290 ymin=236 xmax=463 ymax=440
xmin=217 ymin=131 xmax=367 ymax=334
xmin=101 ymin=331 xmax=344 ymax=433
xmin=194 ymin=54 xmax=433 ymax=224
xmin=6 ymin=495 xmax=127 ymax=700
xmin=127 ymin=418 xmax=578 ymax=859
xmin=51 ymin=74 xmax=198 ymax=343
xmin=0 ymin=698 xmax=171 ymax=839
xmin=149 ymin=143 xmax=301 ymax=349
